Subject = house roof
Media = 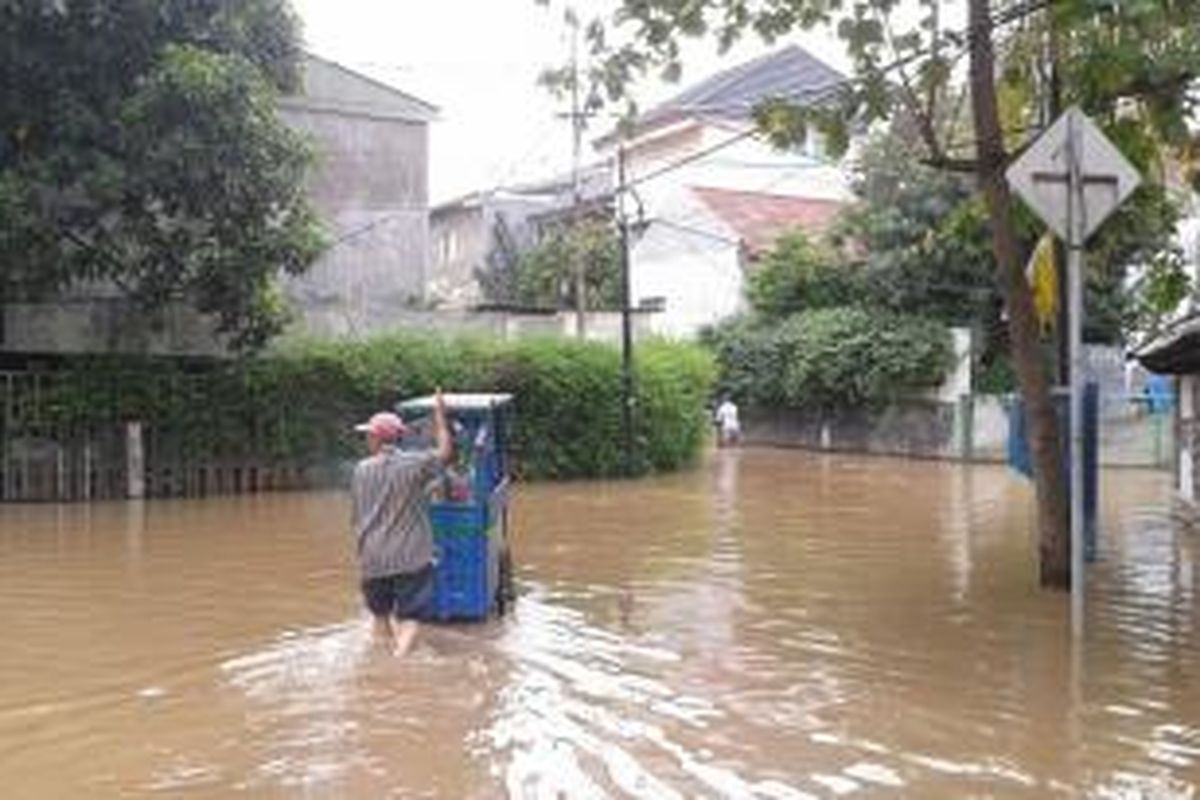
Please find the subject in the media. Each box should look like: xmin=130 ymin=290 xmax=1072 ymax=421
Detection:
xmin=599 ymin=45 xmax=845 ymax=146
xmin=691 ymin=187 xmax=845 ymax=254
xmin=397 ymin=393 xmax=514 ymax=413
xmin=431 ymin=163 xmax=614 ymax=217
xmin=1134 ymin=310 xmax=1200 ymax=374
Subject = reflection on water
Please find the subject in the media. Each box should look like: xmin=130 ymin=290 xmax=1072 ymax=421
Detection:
xmin=0 ymin=450 xmax=1198 ymax=798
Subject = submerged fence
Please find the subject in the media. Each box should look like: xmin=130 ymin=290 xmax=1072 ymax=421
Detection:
xmin=1 ymin=362 xmax=1172 ymax=502
xmin=0 ymin=370 xmax=329 ymax=502
xmin=743 ymin=391 xmax=1174 ymax=470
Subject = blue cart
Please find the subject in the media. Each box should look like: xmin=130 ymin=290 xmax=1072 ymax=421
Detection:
xmin=396 ymin=393 xmax=515 ymax=622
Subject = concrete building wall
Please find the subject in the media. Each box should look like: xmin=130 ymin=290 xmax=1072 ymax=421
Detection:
xmin=693 ymin=124 xmax=850 ymax=201
xmin=291 ymin=55 xmax=437 ymax=121
xmin=630 ymin=188 xmax=746 ymax=339
xmin=2 ymin=301 xmax=226 ymax=357
xmin=428 ymin=195 xmax=554 ymax=308
xmin=429 ymin=205 xmax=487 ymax=308
xmin=277 ymin=55 xmax=433 ymax=337
xmin=743 ymin=393 xmax=1172 ymax=468
xmin=277 ymin=308 xmax=656 ymax=345
xmin=0 ymin=55 xmax=436 ymax=356
xmin=743 ymin=402 xmax=961 ymax=459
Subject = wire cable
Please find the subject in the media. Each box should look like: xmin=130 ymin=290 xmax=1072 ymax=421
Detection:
xmin=611 ymin=0 xmax=1057 ymax=195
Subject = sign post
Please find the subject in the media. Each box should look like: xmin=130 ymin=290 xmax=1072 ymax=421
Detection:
xmin=1006 ymin=107 xmax=1141 ymax=637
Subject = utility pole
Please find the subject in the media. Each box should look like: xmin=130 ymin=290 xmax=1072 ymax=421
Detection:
xmin=618 ymin=141 xmax=634 ymax=475
xmin=1064 ymin=111 xmax=1086 ymax=636
xmin=567 ymin=7 xmax=587 ymax=339
xmin=1007 ymin=106 xmax=1142 ymax=627
xmin=1048 ymin=25 xmax=1069 ymax=387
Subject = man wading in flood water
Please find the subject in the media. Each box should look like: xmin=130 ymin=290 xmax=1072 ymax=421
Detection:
xmin=351 ymin=390 xmax=452 ymax=657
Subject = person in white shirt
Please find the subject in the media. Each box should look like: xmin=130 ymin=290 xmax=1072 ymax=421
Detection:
xmin=714 ymin=397 xmax=741 ymax=448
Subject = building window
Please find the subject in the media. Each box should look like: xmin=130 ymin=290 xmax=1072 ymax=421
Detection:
xmin=440 ymin=231 xmax=460 ymax=264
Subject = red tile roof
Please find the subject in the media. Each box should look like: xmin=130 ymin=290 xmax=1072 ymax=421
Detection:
xmin=691 ymin=187 xmax=845 ymax=255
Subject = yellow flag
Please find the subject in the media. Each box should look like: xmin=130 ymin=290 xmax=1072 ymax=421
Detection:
xmin=1026 ymin=233 xmax=1057 ymax=330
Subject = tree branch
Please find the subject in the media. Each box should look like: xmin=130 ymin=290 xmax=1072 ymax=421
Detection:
xmin=873 ymin=5 xmax=952 ymax=168
xmin=1114 ymin=70 xmax=1197 ymax=103
xmin=927 ymin=0 xmax=942 ymax=129
xmin=920 ymin=156 xmax=981 ymax=173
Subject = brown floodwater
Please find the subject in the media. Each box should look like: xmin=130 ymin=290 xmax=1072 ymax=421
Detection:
xmin=1 ymin=449 xmax=1197 ymax=798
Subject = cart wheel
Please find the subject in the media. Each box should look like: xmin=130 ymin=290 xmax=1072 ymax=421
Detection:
xmin=496 ymin=544 xmax=516 ymax=616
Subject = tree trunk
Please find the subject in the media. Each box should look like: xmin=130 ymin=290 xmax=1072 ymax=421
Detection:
xmin=968 ymin=0 xmax=1071 ymax=588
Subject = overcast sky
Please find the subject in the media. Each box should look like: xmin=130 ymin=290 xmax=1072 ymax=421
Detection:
xmin=293 ymin=0 xmax=854 ymax=204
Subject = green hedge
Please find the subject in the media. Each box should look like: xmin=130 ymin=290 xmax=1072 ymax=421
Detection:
xmin=32 ymin=335 xmax=715 ymax=481
xmin=705 ymin=307 xmax=953 ymax=410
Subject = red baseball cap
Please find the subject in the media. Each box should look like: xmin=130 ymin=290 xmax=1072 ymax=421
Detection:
xmin=354 ymin=411 xmax=407 ymax=440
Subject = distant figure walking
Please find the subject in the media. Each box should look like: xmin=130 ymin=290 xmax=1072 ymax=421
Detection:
xmin=351 ymin=390 xmax=453 ymax=657
xmin=714 ymin=397 xmax=741 ymax=448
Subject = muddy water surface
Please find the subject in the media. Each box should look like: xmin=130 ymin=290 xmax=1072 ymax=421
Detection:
xmin=1 ymin=450 xmax=1197 ymax=798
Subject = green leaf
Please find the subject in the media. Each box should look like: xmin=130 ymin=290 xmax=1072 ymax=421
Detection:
xmin=0 ymin=0 xmax=320 ymax=351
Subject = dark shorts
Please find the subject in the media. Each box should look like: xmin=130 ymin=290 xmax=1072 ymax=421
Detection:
xmin=361 ymin=564 xmax=435 ymax=620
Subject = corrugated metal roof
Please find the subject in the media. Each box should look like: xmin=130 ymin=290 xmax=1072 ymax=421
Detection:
xmin=1135 ymin=311 xmax=1200 ymax=374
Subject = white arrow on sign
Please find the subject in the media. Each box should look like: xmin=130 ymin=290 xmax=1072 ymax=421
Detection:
xmin=1006 ymin=106 xmax=1141 ymax=243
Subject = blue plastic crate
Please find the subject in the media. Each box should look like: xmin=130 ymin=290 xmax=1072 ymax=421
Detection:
xmin=428 ymin=530 xmax=494 ymax=621
xmin=431 ymin=501 xmax=487 ymax=532
xmin=426 ymin=503 xmax=497 ymax=621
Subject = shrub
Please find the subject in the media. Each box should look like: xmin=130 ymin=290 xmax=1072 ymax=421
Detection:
xmin=494 ymin=337 xmax=628 ymax=478
xmin=746 ymin=231 xmax=865 ymax=318
xmin=635 ymin=340 xmax=718 ymax=472
xmin=33 ymin=334 xmax=715 ymax=481
xmin=708 ymin=308 xmax=953 ymax=410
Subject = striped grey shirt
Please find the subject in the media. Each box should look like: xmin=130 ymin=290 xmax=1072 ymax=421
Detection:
xmin=351 ymin=446 xmax=441 ymax=580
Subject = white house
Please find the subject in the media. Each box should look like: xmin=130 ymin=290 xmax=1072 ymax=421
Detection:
xmin=424 ymin=45 xmax=854 ymax=339
xmin=595 ymin=45 xmax=855 ymax=338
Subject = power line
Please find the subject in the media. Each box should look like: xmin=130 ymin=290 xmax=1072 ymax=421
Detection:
xmin=487 ymin=116 xmax=567 ymax=190
xmin=626 ymin=2 xmax=1062 ymax=255
xmin=621 ymin=129 xmax=757 ymax=192
xmin=637 ymin=169 xmax=845 ymax=241
xmin=568 ymin=5 xmax=589 ymax=338
xmin=325 ymin=207 xmax=427 ymax=251
xmin=648 ymin=217 xmax=741 ymax=245
xmin=611 ymin=0 xmax=1056 ymax=195
xmin=643 ymin=212 xmax=1003 ymax=295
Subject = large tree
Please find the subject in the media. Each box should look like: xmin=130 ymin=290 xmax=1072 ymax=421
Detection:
xmin=836 ymin=114 xmax=1187 ymax=386
xmin=835 ymin=116 xmax=1000 ymax=329
xmin=569 ymin=0 xmax=1200 ymax=587
xmin=0 ymin=0 xmax=325 ymax=350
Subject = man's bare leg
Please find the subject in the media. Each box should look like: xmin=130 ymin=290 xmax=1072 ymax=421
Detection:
xmin=393 ymin=620 xmax=420 ymax=657
xmin=373 ymin=615 xmax=396 ymax=653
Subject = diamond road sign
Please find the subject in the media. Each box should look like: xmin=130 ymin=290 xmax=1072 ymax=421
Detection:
xmin=1006 ymin=107 xmax=1141 ymax=243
